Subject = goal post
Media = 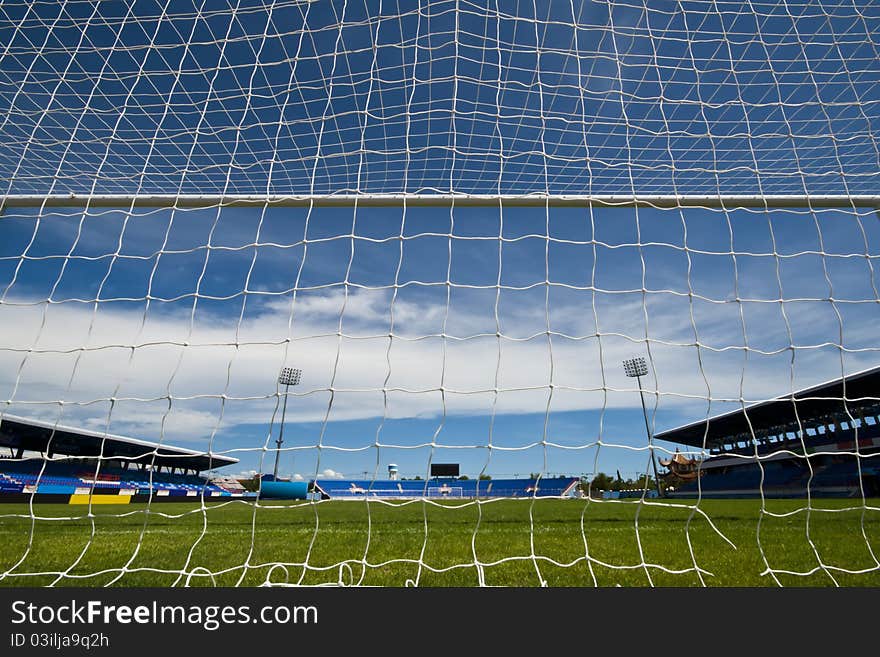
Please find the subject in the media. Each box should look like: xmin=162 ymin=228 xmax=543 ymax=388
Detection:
xmin=1 ymin=0 xmax=880 ymax=588
xmin=3 ymin=194 xmax=880 ymax=209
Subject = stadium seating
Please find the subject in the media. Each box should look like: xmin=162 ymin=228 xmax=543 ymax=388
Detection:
xmin=312 ymin=477 xmax=579 ymax=500
xmin=670 ymin=420 xmax=880 ymax=498
xmin=0 ymin=458 xmax=249 ymax=500
xmin=0 ymin=459 xmax=579 ymax=502
xmin=670 ymin=455 xmax=875 ymax=498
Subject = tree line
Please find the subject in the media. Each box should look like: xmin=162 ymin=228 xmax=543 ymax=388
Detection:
xmin=579 ymin=472 xmax=657 ymax=493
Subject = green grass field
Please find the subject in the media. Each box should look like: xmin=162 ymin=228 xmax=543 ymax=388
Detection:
xmin=1 ymin=498 xmax=878 ymax=587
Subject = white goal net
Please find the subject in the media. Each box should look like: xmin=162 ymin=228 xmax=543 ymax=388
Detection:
xmin=0 ymin=0 xmax=879 ymax=587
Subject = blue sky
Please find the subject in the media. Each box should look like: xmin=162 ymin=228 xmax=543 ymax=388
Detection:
xmin=2 ymin=202 xmax=880 ymax=481
xmin=1 ymin=0 xmax=879 ymax=481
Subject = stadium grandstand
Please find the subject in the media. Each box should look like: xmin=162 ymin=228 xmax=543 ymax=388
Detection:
xmin=312 ymin=476 xmax=580 ymax=500
xmin=0 ymin=413 xmax=577 ymax=504
xmin=0 ymin=415 xmax=251 ymax=503
xmin=655 ymin=366 xmax=880 ymax=499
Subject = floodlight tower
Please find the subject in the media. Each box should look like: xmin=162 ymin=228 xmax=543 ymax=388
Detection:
xmin=623 ymin=357 xmax=663 ymax=497
xmin=274 ymin=367 xmax=302 ymax=480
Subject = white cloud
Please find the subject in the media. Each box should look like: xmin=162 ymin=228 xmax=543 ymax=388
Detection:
xmin=231 ymin=470 xmax=258 ymax=479
xmin=0 ymin=286 xmax=878 ymax=442
xmin=319 ymin=468 xmax=344 ymax=480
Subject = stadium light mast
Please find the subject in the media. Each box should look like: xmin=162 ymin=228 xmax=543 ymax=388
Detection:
xmin=274 ymin=367 xmax=302 ymax=480
xmin=623 ymin=357 xmax=663 ymax=498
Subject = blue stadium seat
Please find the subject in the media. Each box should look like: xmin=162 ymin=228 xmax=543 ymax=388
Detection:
xmin=312 ymin=476 xmax=579 ymax=499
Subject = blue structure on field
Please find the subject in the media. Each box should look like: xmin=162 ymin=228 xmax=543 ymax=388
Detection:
xmin=258 ymin=479 xmax=309 ymax=500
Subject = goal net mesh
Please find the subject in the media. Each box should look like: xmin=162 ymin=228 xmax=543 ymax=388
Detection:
xmin=0 ymin=0 xmax=879 ymax=586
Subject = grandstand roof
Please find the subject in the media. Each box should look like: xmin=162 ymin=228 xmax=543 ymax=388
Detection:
xmin=654 ymin=364 xmax=880 ymax=448
xmin=0 ymin=414 xmax=236 ymax=471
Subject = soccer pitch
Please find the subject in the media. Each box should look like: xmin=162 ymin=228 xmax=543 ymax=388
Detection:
xmin=1 ymin=499 xmax=878 ymax=587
